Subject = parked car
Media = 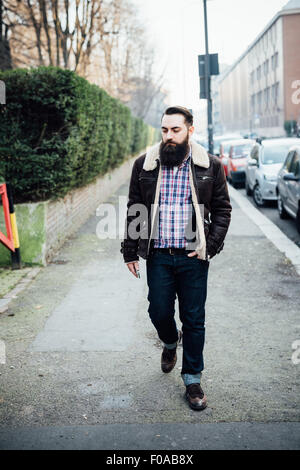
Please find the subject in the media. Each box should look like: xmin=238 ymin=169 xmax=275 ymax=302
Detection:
xmin=214 ymin=134 xmax=243 ymax=177
xmin=218 ymin=142 xmax=230 ymax=177
xmin=213 ymin=134 xmax=241 ymax=156
xmin=277 ymin=145 xmax=300 ymax=233
xmin=227 ymin=139 xmax=255 ymax=188
xmin=218 ymin=140 xmax=241 ymax=178
xmin=245 ymin=138 xmax=300 ymax=207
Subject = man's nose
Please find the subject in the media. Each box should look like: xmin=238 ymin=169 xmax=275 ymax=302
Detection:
xmin=166 ymin=131 xmax=173 ymax=140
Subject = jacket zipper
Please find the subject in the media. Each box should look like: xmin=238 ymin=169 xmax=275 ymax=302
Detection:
xmin=147 ymin=160 xmax=160 ymax=256
xmin=197 ymin=176 xmax=214 ymax=181
xmin=138 ymin=176 xmax=156 ymax=181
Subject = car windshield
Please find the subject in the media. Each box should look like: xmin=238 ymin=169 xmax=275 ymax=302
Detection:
xmin=232 ymin=144 xmax=252 ymax=159
xmin=261 ymin=145 xmax=294 ymax=165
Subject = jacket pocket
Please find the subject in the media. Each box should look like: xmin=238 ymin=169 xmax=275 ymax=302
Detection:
xmin=196 ymin=176 xmax=214 ymax=182
xmin=138 ymin=175 xmax=157 ymax=182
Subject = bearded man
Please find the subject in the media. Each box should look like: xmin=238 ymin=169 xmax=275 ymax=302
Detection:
xmin=121 ymin=106 xmax=232 ymax=411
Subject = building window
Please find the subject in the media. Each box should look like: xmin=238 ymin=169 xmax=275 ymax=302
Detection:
xmin=257 ymin=66 xmax=261 ymax=80
xmin=271 ymin=52 xmax=278 ymax=69
xmin=250 ymin=71 xmax=255 ymax=84
xmin=257 ymin=91 xmax=262 ymax=112
xmin=251 ymin=94 xmax=255 ymax=111
xmin=272 ymin=82 xmax=279 ymax=105
xmin=264 ymin=60 xmax=269 ymax=75
xmin=264 ymin=87 xmax=270 ymax=109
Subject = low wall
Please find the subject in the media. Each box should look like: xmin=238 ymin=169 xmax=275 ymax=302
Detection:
xmin=0 ymin=154 xmax=138 ymax=266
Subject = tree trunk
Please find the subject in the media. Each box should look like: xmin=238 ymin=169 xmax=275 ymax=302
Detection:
xmin=0 ymin=37 xmax=12 ymax=69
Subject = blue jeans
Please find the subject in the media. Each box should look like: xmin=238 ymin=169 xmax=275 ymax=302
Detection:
xmin=146 ymin=251 xmax=209 ymax=386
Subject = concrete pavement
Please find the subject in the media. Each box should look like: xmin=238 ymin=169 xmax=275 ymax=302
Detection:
xmin=0 ymin=181 xmax=299 ymax=450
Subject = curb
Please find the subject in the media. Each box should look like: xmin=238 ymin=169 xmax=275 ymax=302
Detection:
xmin=228 ymin=185 xmax=300 ymax=276
xmin=0 ymin=267 xmax=42 ymax=314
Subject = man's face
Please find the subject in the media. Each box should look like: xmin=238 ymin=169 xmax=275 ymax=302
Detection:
xmin=159 ymin=113 xmax=194 ymax=167
xmin=161 ymin=113 xmax=194 ymax=145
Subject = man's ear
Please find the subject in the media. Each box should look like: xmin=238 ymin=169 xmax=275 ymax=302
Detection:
xmin=189 ymin=125 xmax=195 ymax=138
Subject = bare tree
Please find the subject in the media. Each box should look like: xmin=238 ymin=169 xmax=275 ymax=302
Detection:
xmin=0 ymin=0 xmax=13 ymax=69
xmin=2 ymin=0 xmax=167 ymax=122
xmin=3 ymin=0 xmax=104 ymax=72
xmin=88 ymin=0 xmax=165 ymax=120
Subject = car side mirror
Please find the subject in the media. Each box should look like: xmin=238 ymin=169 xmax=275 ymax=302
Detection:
xmin=283 ymin=172 xmax=300 ymax=181
xmin=248 ymin=158 xmax=258 ymax=167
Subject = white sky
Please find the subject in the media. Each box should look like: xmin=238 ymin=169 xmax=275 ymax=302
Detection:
xmin=132 ymin=0 xmax=288 ymax=112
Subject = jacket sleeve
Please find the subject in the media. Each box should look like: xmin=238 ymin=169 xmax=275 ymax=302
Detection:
xmin=206 ymin=160 xmax=232 ymax=258
xmin=120 ymin=158 xmax=143 ymax=263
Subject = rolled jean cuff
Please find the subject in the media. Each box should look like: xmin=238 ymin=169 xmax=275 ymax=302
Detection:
xmin=182 ymin=373 xmax=202 ymax=386
xmin=163 ymin=328 xmax=180 ymax=350
xmin=164 ymin=341 xmax=177 ymax=350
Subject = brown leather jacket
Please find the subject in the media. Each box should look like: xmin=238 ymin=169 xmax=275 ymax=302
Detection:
xmin=121 ymin=141 xmax=232 ymax=263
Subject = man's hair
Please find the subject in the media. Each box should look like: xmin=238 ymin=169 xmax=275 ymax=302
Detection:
xmin=162 ymin=106 xmax=193 ymax=127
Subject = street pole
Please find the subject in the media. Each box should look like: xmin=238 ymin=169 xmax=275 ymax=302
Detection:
xmin=203 ymin=0 xmax=214 ymax=155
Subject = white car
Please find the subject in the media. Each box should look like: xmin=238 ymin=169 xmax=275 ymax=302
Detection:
xmin=277 ymin=146 xmax=300 ymax=233
xmin=245 ymin=138 xmax=300 ymax=206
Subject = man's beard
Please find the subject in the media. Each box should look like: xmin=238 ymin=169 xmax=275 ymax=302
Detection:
xmin=159 ymin=136 xmax=189 ymax=167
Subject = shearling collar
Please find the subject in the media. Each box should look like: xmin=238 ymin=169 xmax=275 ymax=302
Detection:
xmin=142 ymin=140 xmax=210 ymax=171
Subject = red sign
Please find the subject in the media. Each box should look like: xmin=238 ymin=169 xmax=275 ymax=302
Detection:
xmin=0 ymin=184 xmax=15 ymax=252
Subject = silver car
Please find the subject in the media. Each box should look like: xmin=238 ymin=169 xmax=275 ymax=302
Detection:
xmin=245 ymin=138 xmax=300 ymax=207
xmin=277 ymin=145 xmax=300 ymax=234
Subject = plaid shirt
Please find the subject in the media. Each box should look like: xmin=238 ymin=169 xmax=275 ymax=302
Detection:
xmin=154 ymin=149 xmax=192 ymax=248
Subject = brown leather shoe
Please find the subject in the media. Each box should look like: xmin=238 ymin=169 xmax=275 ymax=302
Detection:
xmin=185 ymin=383 xmax=207 ymax=411
xmin=161 ymin=347 xmax=177 ymax=373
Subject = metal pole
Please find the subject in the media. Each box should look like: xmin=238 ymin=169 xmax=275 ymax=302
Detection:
xmin=203 ymin=0 xmax=214 ymax=155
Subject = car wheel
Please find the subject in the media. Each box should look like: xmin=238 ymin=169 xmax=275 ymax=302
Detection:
xmin=245 ymin=177 xmax=252 ymax=196
xmin=253 ymin=183 xmax=265 ymax=207
xmin=296 ymin=207 xmax=300 ymax=234
xmin=277 ymin=195 xmax=289 ymax=219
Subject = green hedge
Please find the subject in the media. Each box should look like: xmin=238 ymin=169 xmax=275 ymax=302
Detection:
xmin=0 ymin=66 xmax=157 ymax=203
